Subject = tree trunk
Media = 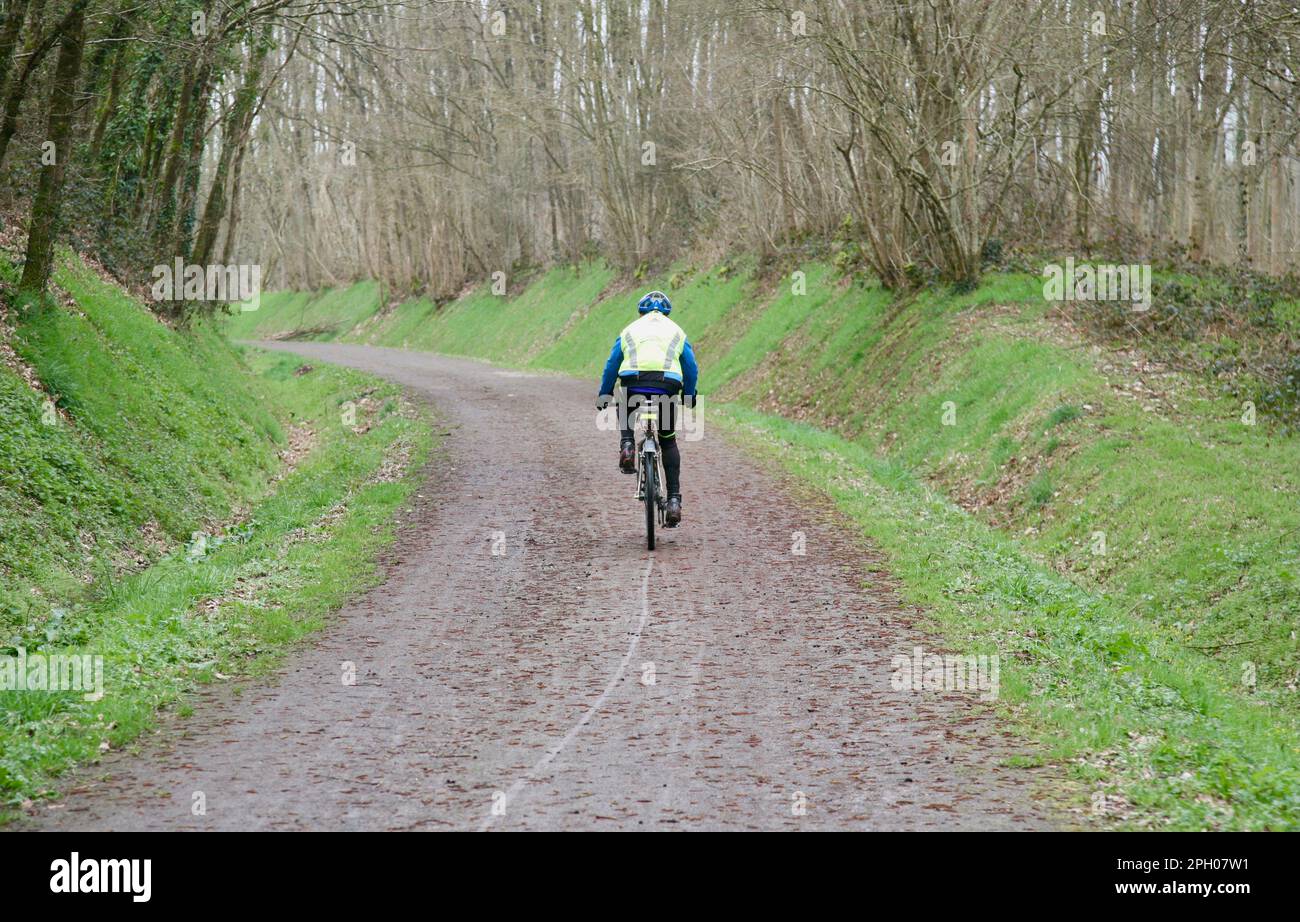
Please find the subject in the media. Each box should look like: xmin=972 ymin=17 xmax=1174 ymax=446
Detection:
xmin=0 ymin=0 xmax=32 ymax=102
xmin=168 ymin=60 xmax=214 ymax=257
xmin=149 ymin=48 xmax=203 ymax=239
xmin=18 ymin=4 xmax=85 ymax=297
xmin=0 ymin=0 xmax=54 ymax=169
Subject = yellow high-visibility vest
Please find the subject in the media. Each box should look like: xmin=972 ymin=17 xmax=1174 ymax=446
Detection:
xmin=618 ymin=312 xmax=687 ymax=376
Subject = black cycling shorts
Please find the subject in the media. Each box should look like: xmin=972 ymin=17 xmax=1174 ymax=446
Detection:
xmin=619 ymin=387 xmax=680 ymax=440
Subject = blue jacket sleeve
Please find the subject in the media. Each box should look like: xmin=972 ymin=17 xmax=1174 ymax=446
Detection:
xmin=680 ymin=340 xmax=698 ymax=397
xmin=598 ymin=337 xmax=623 ymax=396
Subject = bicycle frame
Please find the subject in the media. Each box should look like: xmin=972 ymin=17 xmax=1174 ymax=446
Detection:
xmin=636 ymin=411 xmax=662 ymax=506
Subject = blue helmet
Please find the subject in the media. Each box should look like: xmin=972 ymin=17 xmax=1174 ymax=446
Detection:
xmin=637 ymin=290 xmax=672 ymax=315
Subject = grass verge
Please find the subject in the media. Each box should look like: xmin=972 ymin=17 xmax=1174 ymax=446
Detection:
xmin=718 ymin=404 xmax=1300 ymax=830
xmin=1 ymin=252 xmax=434 ymax=816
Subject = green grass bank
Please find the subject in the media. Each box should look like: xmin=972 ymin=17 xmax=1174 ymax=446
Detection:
xmin=0 ymin=252 xmax=432 ymax=811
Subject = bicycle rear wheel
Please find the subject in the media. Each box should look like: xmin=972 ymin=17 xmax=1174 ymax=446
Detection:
xmin=643 ymin=453 xmax=657 ymax=551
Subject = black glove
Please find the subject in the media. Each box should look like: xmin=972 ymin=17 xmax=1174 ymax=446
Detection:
xmin=596 ymin=394 xmax=613 ymax=411
xmin=682 ymin=394 xmax=698 ymax=410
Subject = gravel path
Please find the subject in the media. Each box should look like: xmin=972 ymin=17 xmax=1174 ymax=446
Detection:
xmin=21 ymin=343 xmax=1061 ymax=831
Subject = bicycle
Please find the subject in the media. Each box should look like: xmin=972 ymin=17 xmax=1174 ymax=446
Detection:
xmin=632 ymin=401 xmax=667 ymax=551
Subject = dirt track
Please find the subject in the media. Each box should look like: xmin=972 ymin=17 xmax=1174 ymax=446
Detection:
xmin=23 ymin=343 xmax=1061 ymax=830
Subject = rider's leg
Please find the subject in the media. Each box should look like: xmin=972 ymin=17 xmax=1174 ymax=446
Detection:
xmin=659 ymin=392 xmax=682 ymax=494
xmin=660 ymin=396 xmax=683 ymax=525
xmin=660 ymin=432 xmax=681 ymax=495
xmin=618 ymin=390 xmax=637 ymax=473
xmin=662 ymin=432 xmax=682 ymax=525
xmin=619 ymin=421 xmax=636 ymax=471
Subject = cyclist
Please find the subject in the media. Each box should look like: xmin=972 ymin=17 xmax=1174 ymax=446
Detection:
xmin=596 ymin=290 xmax=698 ymax=526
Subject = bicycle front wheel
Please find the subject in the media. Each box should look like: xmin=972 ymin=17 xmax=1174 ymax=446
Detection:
xmin=643 ymin=453 xmax=657 ymax=551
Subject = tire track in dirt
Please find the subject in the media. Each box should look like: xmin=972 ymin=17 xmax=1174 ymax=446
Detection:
xmin=20 ymin=343 xmax=1063 ymax=831
xmin=480 ymin=558 xmax=654 ymax=831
